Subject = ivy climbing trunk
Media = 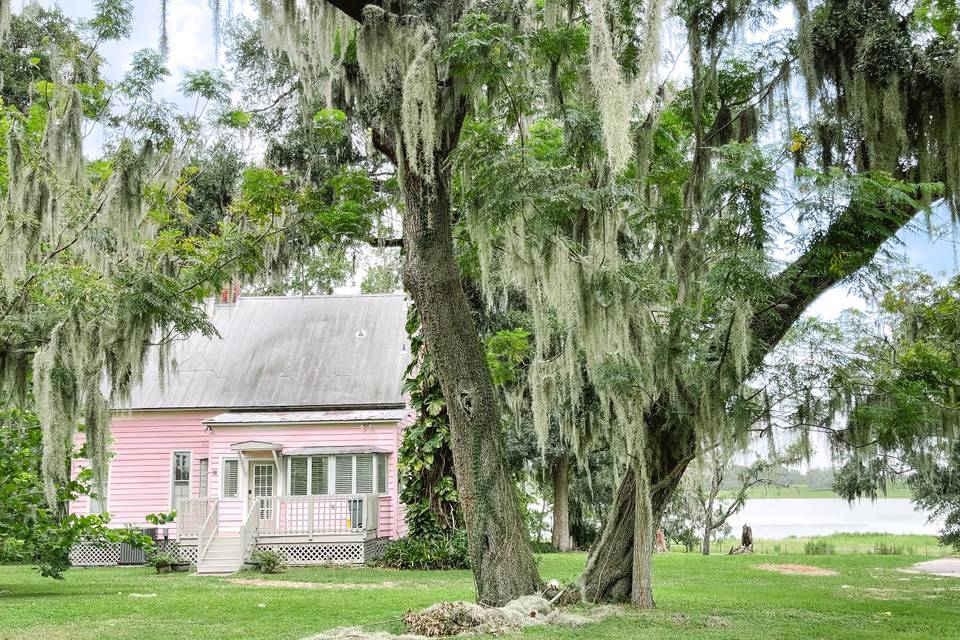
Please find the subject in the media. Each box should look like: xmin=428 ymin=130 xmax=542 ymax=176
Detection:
xmin=399 ymin=161 xmax=541 ymax=606
xmin=551 ymin=453 xmax=573 ymax=552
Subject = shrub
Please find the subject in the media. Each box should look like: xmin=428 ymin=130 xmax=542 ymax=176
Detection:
xmin=530 ymin=540 xmax=558 ymax=554
xmin=873 ymin=543 xmax=904 ymax=555
xmin=251 ymin=549 xmax=286 ymax=574
xmin=378 ymin=530 xmax=470 ymax=570
xmin=804 ymin=540 xmax=836 ymax=555
xmin=147 ymin=550 xmax=177 ymax=572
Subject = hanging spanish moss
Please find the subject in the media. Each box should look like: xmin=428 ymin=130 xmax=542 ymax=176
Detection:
xmin=0 ymin=56 xmax=182 ymax=501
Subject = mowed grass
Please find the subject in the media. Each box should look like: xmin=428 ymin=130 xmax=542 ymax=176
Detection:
xmin=1 ymin=551 xmax=959 ymax=640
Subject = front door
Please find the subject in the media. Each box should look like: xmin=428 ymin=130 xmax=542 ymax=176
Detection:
xmin=251 ymin=463 xmax=276 ymax=523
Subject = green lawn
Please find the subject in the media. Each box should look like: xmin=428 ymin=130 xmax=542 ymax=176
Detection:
xmin=1 ymin=551 xmax=958 ymax=640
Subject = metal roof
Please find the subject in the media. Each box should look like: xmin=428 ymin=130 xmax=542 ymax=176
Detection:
xmin=125 ymin=295 xmax=410 ymax=410
xmin=204 ymin=409 xmax=410 ymax=425
xmin=230 ymin=441 xmax=284 ymax=452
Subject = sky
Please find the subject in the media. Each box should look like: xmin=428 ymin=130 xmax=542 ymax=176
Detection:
xmin=28 ymin=0 xmax=960 ymax=468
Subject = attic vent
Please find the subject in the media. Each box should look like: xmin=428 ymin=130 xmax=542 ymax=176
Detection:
xmin=356 ymin=330 xmax=367 ymax=338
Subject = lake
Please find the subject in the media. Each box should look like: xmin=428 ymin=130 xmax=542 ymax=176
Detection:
xmin=727 ymin=498 xmax=945 ymax=539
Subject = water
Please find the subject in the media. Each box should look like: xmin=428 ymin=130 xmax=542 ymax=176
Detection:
xmin=727 ymin=498 xmax=945 ymax=539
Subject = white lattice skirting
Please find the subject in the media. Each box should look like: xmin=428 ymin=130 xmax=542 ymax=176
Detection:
xmin=69 ymin=541 xmax=197 ymax=567
xmin=257 ymin=538 xmax=390 ymax=566
xmin=70 ymin=538 xmax=388 ymax=567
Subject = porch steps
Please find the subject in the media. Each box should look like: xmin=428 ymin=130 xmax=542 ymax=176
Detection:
xmin=196 ymin=536 xmax=244 ymax=575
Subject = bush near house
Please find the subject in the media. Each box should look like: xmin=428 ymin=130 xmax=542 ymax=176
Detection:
xmin=378 ymin=530 xmax=470 ymax=570
xmin=251 ymin=549 xmax=287 ymax=574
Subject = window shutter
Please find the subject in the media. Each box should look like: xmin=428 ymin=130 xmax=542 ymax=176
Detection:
xmin=376 ymin=454 xmax=387 ymax=494
xmin=290 ymin=457 xmax=308 ymax=495
xmin=356 ymin=454 xmax=374 ymax=494
xmin=311 ymin=456 xmax=328 ymax=495
xmin=222 ymin=459 xmax=239 ymax=497
xmin=335 ymin=455 xmax=353 ymax=494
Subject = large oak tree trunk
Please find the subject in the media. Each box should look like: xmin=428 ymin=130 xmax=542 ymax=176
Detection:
xmin=551 ymin=454 xmax=573 ymax=552
xmin=400 ymin=165 xmax=540 ymax=606
xmin=581 ymin=407 xmax=696 ymax=604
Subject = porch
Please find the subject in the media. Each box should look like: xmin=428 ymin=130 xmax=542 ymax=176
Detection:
xmin=177 ymin=495 xmax=383 ymax=572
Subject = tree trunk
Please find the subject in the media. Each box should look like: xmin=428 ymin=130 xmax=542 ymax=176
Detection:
xmin=581 ymin=406 xmax=696 ymax=604
xmin=551 ymin=454 xmax=573 ymax=552
xmin=702 ymin=496 xmax=714 ymax=555
xmin=400 ymin=164 xmax=540 ymax=606
xmin=631 ymin=460 xmax=655 ymax=608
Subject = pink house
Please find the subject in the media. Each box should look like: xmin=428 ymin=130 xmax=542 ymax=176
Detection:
xmin=70 ymin=293 xmax=412 ymax=573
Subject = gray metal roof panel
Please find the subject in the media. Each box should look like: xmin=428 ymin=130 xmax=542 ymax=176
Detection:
xmin=126 ymin=295 xmax=410 ymax=410
xmin=204 ymin=409 xmax=410 ymax=425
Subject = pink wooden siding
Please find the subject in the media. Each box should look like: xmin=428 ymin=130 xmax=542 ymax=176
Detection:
xmin=71 ymin=410 xmax=413 ymax=541
xmin=70 ymin=411 xmax=217 ymax=536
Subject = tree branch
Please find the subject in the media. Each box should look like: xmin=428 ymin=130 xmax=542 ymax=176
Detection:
xmin=323 ymin=0 xmax=380 ymax=22
xmin=749 ymin=195 xmax=920 ymax=368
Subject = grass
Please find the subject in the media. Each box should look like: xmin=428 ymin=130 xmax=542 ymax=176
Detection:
xmin=723 ymin=483 xmax=913 ymax=499
xmin=1 ymin=550 xmax=958 ymax=640
xmin=712 ymin=532 xmax=952 ymax=557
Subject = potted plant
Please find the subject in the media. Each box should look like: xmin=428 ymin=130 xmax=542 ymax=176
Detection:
xmin=147 ymin=550 xmax=178 ymax=574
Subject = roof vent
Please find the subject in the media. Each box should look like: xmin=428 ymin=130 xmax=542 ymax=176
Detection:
xmin=356 ymin=329 xmax=367 ymax=338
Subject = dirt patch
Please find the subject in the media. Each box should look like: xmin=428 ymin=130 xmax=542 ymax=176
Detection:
xmin=755 ymin=563 xmax=838 ymax=577
xmin=228 ymin=578 xmax=398 ymax=590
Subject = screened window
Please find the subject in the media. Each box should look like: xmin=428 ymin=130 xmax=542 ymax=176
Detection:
xmin=222 ymin=458 xmax=239 ymax=498
xmin=289 ymin=454 xmax=388 ymax=496
xmin=335 ymin=455 xmax=354 ymax=495
xmin=171 ymin=451 xmax=191 ymax=510
xmin=376 ymin=454 xmax=387 ymax=494
xmin=310 ymin=456 xmax=328 ymax=495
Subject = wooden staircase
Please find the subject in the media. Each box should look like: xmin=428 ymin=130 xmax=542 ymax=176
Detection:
xmin=196 ymin=535 xmax=244 ymax=574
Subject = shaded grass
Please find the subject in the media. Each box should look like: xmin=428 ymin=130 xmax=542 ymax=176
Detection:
xmin=1 ymin=551 xmax=958 ymax=640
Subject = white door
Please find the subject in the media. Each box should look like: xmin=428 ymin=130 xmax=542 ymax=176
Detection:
xmin=251 ymin=463 xmax=276 ymax=523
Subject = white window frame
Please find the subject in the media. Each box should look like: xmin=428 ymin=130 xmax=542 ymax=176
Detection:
xmin=198 ymin=458 xmax=209 ymax=498
xmin=220 ymin=456 xmax=241 ymax=500
xmin=170 ymin=450 xmax=193 ymax=510
xmin=87 ymin=464 xmax=111 ymax=515
xmin=286 ymin=453 xmax=387 ymax=496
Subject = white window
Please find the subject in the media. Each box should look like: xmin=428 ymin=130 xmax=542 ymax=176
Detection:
xmin=376 ymin=454 xmax=387 ymax=494
xmin=171 ymin=451 xmax=192 ymax=510
xmin=88 ymin=467 xmax=110 ymax=515
xmin=288 ymin=454 xmax=387 ymax=496
xmin=221 ymin=458 xmax=240 ymax=498
xmin=198 ymin=458 xmax=209 ymax=497
xmin=335 ymin=455 xmax=354 ymax=494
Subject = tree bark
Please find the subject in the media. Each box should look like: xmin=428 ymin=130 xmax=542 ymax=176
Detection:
xmin=581 ymin=406 xmax=696 ymax=604
xmin=701 ymin=513 xmax=713 ymax=556
xmin=400 ymin=164 xmax=540 ymax=606
xmin=551 ymin=454 xmax=573 ymax=552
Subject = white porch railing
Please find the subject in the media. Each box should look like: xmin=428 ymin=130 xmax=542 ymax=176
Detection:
xmin=176 ymin=497 xmax=218 ymax=537
xmin=256 ymin=495 xmax=380 ymax=537
xmin=197 ymin=498 xmax=220 ymax=560
xmin=240 ymin=502 xmax=259 ymax=563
